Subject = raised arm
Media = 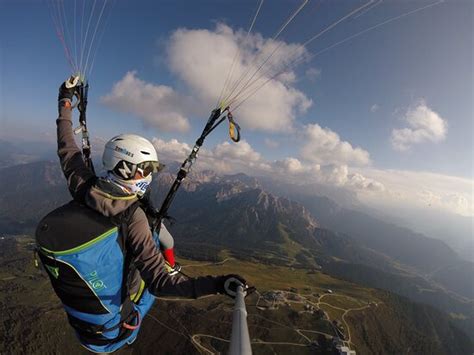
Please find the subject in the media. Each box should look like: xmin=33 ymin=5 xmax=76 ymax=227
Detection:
xmin=57 ymin=77 xmax=96 ymax=202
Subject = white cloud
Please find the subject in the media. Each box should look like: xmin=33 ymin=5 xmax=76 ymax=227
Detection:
xmin=167 ymin=23 xmax=312 ymax=132
xmin=151 ymin=137 xmax=191 ymax=162
xmin=391 ymin=101 xmax=448 ymax=151
xmin=310 ymin=164 xmax=384 ymax=190
xmin=300 ymin=123 xmax=371 ymax=166
xmin=199 ymin=140 xmax=271 ymax=175
xmin=272 ymin=157 xmax=307 ymax=174
xmin=213 ymin=141 xmax=261 ymax=162
xmin=101 ymin=71 xmax=191 ymax=133
xmin=102 ymin=24 xmax=312 ymax=134
xmin=347 ymin=172 xmax=385 ymax=191
xmin=320 ymin=165 xmax=350 ymax=186
xmin=152 ymin=137 xmax=269 ymax=175
xmin=370 ymin=104 xmax=379 ymax=113
xmin=151 ymin=136 xmax=383 ymax=193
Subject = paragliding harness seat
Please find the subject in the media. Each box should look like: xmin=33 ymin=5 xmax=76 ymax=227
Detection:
xmin=35 ymin=199 xmax=143 ymax=346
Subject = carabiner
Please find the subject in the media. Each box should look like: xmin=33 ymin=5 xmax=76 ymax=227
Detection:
xmin=227 ymin=111 xmax=241 ymax=143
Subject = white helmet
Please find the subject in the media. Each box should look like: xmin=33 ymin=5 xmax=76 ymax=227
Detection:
xmin=102 ymin=134 xmax=162 ymax=195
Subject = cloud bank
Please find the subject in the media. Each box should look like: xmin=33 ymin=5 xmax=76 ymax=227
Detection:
xmin=357 ymin=168 xmax=473 ymax=217
xmin=151 ymin=136 xmax=382 ymax=193
xmin=152 ymin=133 xmax=472 ymax=217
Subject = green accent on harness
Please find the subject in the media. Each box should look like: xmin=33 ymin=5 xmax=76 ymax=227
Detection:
xmin=86 ymin=270 xmax=107 ymax=292
xmin=93 ymin=187 xmax=138 ymax=201
xmin=40 ymin=227 xmax=118 ymax=256
xmin=130 ymin=279 xmax=146 ymax=303
xmin=45 ymin=265 xmax=59 ymax=279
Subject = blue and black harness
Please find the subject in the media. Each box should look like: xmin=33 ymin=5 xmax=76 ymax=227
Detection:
xmin=36 ymin=201 xmax=156 ymax=353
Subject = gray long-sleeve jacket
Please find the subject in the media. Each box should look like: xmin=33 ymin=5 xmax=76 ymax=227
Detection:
xmin=57 ymin=99 xmax=221 ymax=299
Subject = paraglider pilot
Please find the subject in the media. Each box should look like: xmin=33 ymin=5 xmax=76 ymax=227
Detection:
xmin=35 ymin=76 xmax=252 ymax=353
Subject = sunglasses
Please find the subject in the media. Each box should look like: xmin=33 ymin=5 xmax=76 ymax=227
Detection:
xmin=115 ymin=160 xmax=165 ymax=180
xmin=134 ymin=161 xmax=165 ymax=179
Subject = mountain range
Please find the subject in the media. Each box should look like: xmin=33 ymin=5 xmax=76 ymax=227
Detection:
xmin=0 ymin=160 xmax=472 ymax=348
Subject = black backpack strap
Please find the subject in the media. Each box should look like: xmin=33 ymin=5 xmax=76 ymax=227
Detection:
xmin=115 ymin=201 xmax=142 ymax=302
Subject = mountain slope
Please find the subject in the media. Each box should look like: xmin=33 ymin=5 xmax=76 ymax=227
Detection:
xmin=1 ymin=236 xmax=472 ymax=354
xmin=260 ymin=181 xmax=474 ymax=300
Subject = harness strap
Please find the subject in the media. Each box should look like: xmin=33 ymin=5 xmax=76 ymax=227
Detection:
xmin=67 ymin=299 xmax=140 ymax=346
xmin=122 ymin=311 xmax=140 ymax=331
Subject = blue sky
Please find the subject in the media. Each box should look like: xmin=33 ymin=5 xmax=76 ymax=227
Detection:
xmin=0 ymin=0 xmax=473 ymax=218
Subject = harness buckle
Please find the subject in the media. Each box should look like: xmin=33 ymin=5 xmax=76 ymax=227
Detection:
xmin=122 ymin=310 xmax=141 ymax=331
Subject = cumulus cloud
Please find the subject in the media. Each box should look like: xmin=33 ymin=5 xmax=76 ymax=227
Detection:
xmin=272 ymin=157 xmax=307 ymax=175
xmin=101 ymin=71 xmax=191 ymax=133
xmin=152 ymin=137 xmax=269 ymax=175
xmin=313 ymin=165 xmax=384 ymax=191
xmin=167 ymin=23 xmax=312 ymax=132
xmin=300 ymin=124 xmax=371 ymax=166
xmin=200 ymin=140 xmax=271 ymax=175
xmin=151 ymin=137 xmax=191 ymax=162
xmin=213 ymin=141 xmax=261 ymax=162
xmin=391 ymin=101 xmax=447 ymax=151
xmin=347 ymin=172 xmax=385 ymax=191
xmin=102 ymin=24 xmax=312 ymax=134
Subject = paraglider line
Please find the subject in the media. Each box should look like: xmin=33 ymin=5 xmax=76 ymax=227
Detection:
xmin=59 ymin=0 xmax=77 ymax=72
xmin=222 ymin=0 xmax=308 ymax=107
xmin=80 ymin=0 xmax=98 ymax=76
xmin=353 ymin=0 xmax=383 ymax=19
xmin=231 ymin=0 xmax=445 ymax=112
xmin=83 ymin=0 xmax=109 ymax=77
xmin=88 ymin=0 xmax=117 ymax=78
xmin=218 ymin=0 xmax=265 ymax=108
xmin=309 ymin=0 xmax=445 ymax=60
xmin=227 ymin=0 xmax=373 ymax=107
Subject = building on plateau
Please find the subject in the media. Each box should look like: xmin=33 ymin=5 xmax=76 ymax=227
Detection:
xmin=336 ymin=344 xmax=356 ymax=355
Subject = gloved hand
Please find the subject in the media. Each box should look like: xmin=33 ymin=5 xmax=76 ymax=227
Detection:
xmin=58 ymin=75 xmax=80 ymax=102
xmin=216 ymin=274 xmax=255 ymax=298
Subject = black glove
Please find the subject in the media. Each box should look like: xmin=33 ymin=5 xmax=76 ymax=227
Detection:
xmin=216 ymin=274 xmax=255 ymax=298
xmin=58 ymin=75 xmax=80 ymax=102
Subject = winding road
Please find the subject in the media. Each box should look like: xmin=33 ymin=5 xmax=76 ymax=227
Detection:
xmin=152 ymin=258 xmax=377 ymax=354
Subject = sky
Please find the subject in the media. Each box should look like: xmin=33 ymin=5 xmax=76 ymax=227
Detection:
xmin=0 ymin=0 xmax=473 ymax=220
